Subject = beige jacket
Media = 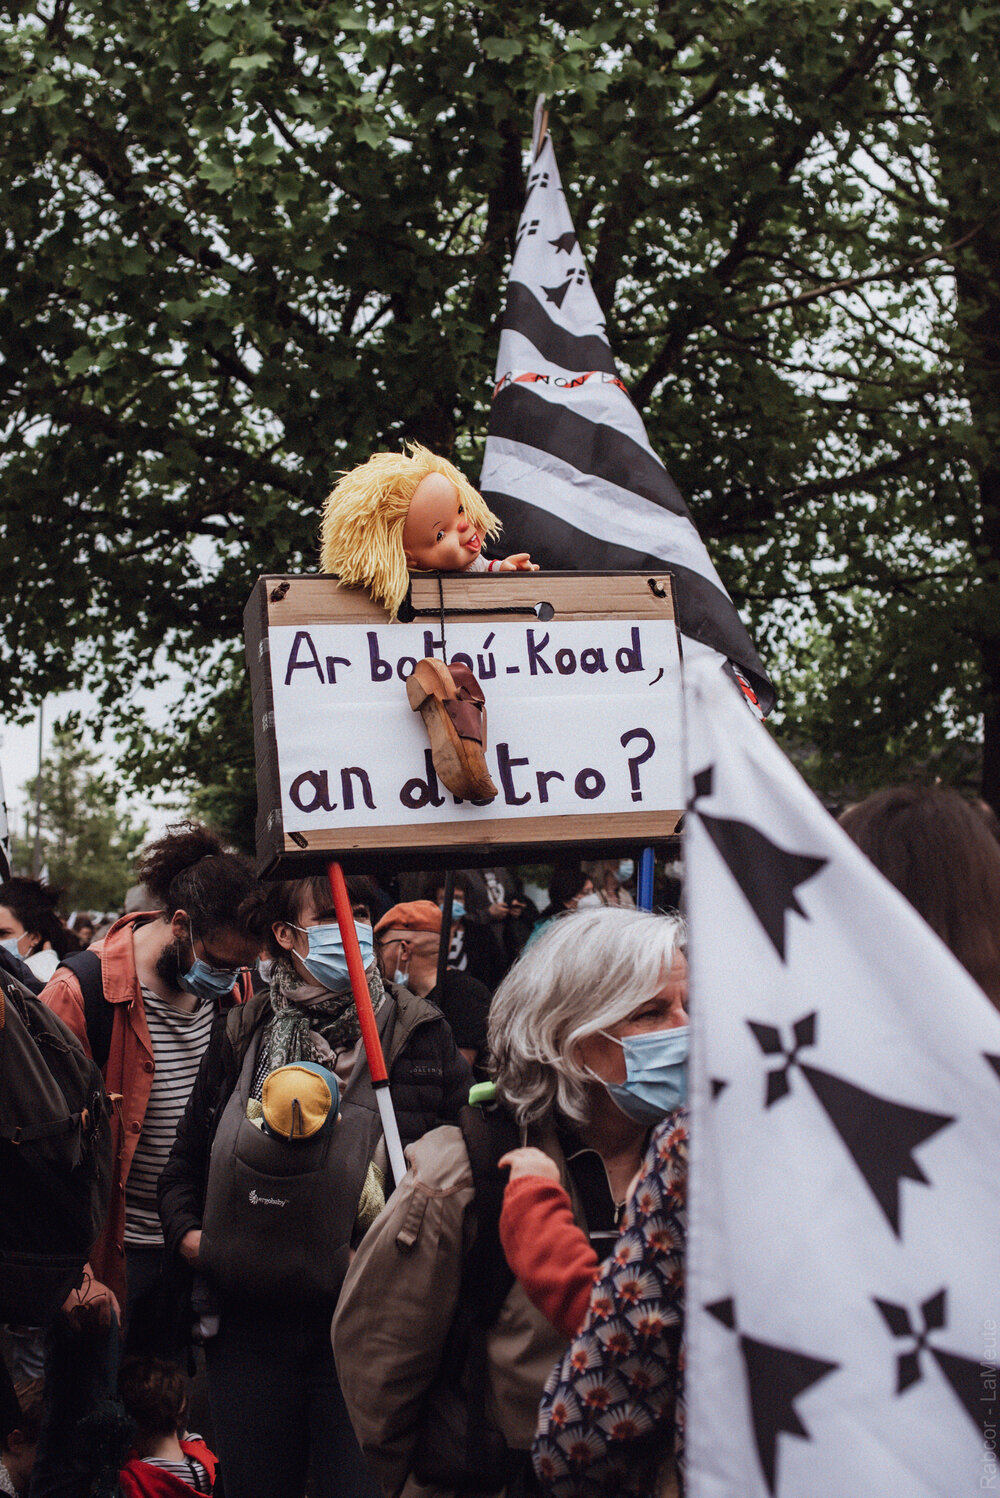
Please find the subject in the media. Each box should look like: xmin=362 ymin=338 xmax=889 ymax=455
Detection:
xmin=332 ymin=1121 xmax=577 ymax=1498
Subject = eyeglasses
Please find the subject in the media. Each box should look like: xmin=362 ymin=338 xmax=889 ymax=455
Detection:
xmin=190 ymin=926 xmax=251 ymax=978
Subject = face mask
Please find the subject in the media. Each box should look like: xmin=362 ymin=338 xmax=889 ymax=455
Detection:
xmin=392 ymin=966 xmax=408 ymax=988
xmin=290 ymin=920 xmax=374 ymax=992
xmin=597 ymin=1026 xmax=689 ymax=1123
xmin=181 ymin=929 xmax=242 ymax=1002
xmin=576 ymin=892 xmax=603 ymax=910
xmin=617 ymin=859 xmax=635 ymax=882
xmin=440 ymin=901 xmax=466 ymax=923
xmin=1 ymin=934 xmax=23 ymax=958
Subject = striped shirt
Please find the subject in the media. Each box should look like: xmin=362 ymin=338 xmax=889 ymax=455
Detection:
xmin=124 ymin=986 xmax=215 ymax=1246
xmin=137 ymin=1454 xmax=211 ymax=1493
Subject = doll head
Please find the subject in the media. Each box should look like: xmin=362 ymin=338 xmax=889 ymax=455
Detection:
xmin=319 ymin=444 xmax=502 ymax=618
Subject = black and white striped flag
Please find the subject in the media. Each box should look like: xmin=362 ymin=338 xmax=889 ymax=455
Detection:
xmin=480 ymin=101 xmax=774 ymax=715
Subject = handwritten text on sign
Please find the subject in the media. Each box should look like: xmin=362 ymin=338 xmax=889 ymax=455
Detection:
xmin=270 ymin=618 xmax=681 ymax=833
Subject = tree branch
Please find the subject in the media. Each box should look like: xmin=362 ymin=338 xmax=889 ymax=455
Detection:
xmin=50 ymin=399 xmax=310 ymax=500
xmin=631 ymin=13 xmax=907 ymax=409
xmin=735 ymin=223 xmax=982 ymax=316
xmin=748 ymin=565 xmax=966 ymax=604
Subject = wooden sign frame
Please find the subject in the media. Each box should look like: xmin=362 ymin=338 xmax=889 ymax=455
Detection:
xmin=244 ymin=571 xmax=683 ymax=879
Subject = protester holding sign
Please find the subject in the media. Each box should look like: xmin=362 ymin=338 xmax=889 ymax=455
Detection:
xmin=158 ymin=874 xmax=469 ymax=1498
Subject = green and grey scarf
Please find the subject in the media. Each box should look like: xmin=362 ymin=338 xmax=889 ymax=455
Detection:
xmin=261 ymin=956 xmax=388 ymax=1073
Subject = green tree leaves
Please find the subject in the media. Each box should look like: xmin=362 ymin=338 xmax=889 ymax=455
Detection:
xmin=1 ymin=0 xmax=999 ymax=828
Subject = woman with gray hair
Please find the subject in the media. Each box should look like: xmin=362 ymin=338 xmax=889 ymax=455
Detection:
xmin=332 ymin=904 xmax=688 ymax=1498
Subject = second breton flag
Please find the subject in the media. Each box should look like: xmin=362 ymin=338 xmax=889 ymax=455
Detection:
xmin=480 ymin=104 xmax=774 ymax=715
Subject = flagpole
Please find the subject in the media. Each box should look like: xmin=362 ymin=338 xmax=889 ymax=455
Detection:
xmin=532 ymin=94 xmax=548 ymax=159
xmin=326 ymin=859 xmax=407 ymax=1185
xmin=636 ymin=848 xmax=655 ymax=910
xmin=435 ymin=869 xmax=455 ymax=993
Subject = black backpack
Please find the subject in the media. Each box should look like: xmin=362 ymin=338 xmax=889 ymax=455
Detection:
xmin=60 ymin=948 xmax=115 ymax=1070
xmin=0 ymin=961 xmax=113 ymax=1324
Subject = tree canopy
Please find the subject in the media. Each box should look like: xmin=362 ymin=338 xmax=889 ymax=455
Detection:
xmin=1 ymin=0 xmax=998 ymax=834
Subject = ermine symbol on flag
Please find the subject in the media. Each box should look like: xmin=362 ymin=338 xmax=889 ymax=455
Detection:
xmin=874 ymin=1289 xmax=985 ymax=1426
xmin=690 ymin=765 xmax=826 ymax=960
xmin=747 ymin=1012 xmax=954 ymax=1234
xmin=705 ymin=1297 xmax=838 ymax=1495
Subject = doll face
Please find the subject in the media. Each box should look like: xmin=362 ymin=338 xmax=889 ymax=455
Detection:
xmin=402 ymin=472 xmax=485 ymax=572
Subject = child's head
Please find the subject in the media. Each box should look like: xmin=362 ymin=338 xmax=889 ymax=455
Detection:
xmin=118 ymin=1357 xmax=187 ymax=1447
xmin=319 ymin=444 xmax=502 ymax=617
xmin=1 ymin=1379 xmax=43 ymax=1495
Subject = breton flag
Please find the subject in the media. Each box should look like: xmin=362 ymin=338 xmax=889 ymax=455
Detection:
xmin=683 ymin=656 xmax=1000 ymax=1498
xmin=480 ymin=100 xmax=774 ymax=715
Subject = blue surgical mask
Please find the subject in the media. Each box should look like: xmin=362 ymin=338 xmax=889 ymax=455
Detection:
xmin=441 ymin=901 xmax=466 ymax=923
xmin=291 ymin=920 xmax=374 ymax=992
xmin=598 ymin=1026 xmax=689 ymax=1123
xmin=1 ymin=934 xmax=23 ymax=958
xmin=617 ymin=859 xmax=635 ymax=882
xmin=182 ymin=929 xmax=242 ymax=1002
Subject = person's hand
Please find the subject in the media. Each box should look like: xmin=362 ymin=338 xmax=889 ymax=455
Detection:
xmin=488 ymin=901 xmax=509 ymax=919
xmin=179 ymin=1229 xmax=203 ymax=1265
xmin=499 ymin=1147 xmax=561 ymax=1184
xmin=499 ymin=552 xmax=539 ymax=572
xmin=62 ymin=1270 xmax=120 ymax=1328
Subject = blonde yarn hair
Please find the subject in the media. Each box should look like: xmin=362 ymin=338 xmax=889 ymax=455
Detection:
xmin=319 ymin=444 xmax=502 ymax=618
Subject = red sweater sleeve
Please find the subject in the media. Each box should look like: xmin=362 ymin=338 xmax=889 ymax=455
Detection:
xmin=499 ymin=1175 xmax=600 ymax=1339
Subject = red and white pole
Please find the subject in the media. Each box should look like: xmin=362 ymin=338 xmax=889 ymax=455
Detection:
xmin=326 ymin=859 xmax=407 ymax=1185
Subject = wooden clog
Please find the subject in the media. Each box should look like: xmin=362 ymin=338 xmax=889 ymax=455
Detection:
xmin=406 ymin=658 xmax=499 ymax=803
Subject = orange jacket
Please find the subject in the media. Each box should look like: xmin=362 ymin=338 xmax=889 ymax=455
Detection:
xmin=39 ymin=912 xmax=247 ymax=1310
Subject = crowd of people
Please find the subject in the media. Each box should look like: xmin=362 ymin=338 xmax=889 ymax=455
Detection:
xmin=2 ymin=784 xmax=1000 ymax=1498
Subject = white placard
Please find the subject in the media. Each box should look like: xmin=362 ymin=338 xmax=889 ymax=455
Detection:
xmin=269 ymin=617 xmax=681 ymax=834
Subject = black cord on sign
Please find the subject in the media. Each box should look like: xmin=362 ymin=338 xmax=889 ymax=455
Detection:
xmin=437 ymin=574 xmax=448 ymax=664
xmin=398 ymin=590 xmax=555 ymax=625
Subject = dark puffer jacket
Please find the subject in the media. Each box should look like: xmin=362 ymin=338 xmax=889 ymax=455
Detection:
xmin=157 ymin=982 xmax=471 ymax=1266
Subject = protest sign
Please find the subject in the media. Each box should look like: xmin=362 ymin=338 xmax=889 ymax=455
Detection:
xmin=244 ymin=571 xmax=682 ymax=875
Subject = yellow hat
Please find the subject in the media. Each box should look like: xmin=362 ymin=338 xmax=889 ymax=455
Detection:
xmin=260 ymin=1063 xmax=341 ymax=1141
